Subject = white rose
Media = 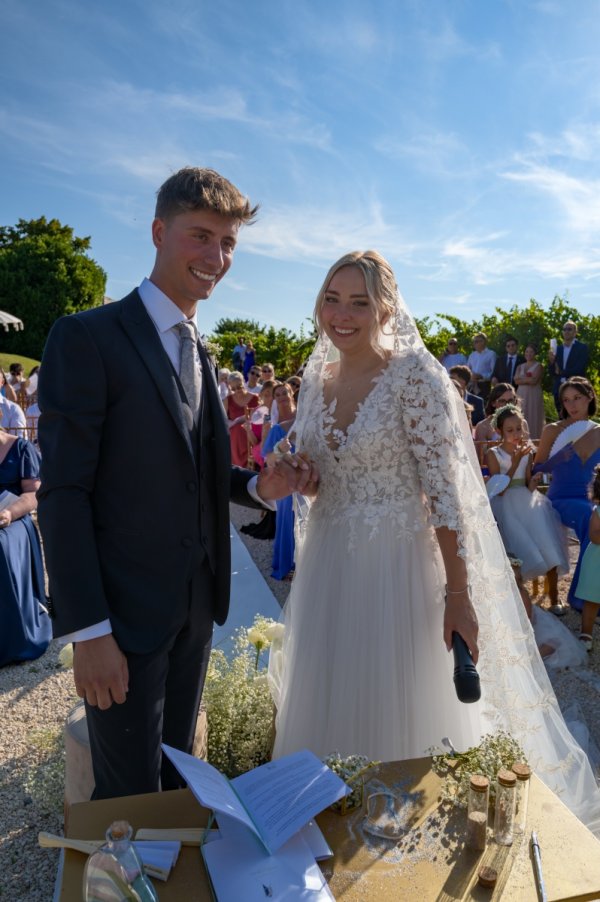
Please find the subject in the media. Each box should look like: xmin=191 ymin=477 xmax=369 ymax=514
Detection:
xmin=247 ymin=627 xmax=268 ymax=647
xmin=264 ymin=623 xmax=285 ymax=641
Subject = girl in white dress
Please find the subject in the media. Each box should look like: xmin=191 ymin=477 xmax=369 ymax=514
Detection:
xmin=268 ymin=251 xmax=600 ymax=835
xmin=486 ymin=404 xmax=569 ymax=590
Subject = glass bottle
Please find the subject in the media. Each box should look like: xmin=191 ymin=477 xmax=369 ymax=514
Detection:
xmin=83 ymin=820 xmax=158 ymax=902
xmin=466 ymin=774 xmax=489 ymax=851
xmin=512 ymin=762 xmax=531 ymax=834
xmin=494 ymin=768 xmax=516 ymax=846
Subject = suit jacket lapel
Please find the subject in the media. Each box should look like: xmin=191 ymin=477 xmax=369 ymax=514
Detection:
xmin=197 ymin=339 xmax=230 ymax=457
xmin=118 ymin=290 xmax=195 ymax=458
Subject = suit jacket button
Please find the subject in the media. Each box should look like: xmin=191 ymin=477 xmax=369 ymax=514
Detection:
xmin=187 ymin=481 xmax=197 ymax=493
xmin=181 ymin=537 xmax=193 ymax=548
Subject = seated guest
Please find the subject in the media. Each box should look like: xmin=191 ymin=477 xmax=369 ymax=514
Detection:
xmin=0 ymin=407 xmax=51 ymax=666
xmin=245 ymin=365 xmax=262 ymax=394
xmin=439 ymin=337 xmax=467 ymax=372
xmin=474 ymin=383 xmax=525 ymax=465
xmin=449 ymin=365 xmax=485 ymax=426
xmin=224 ymin=371 xmax=259 ymax=467
xmin=0 ymin=394 xmax=26 ymax=437
xmin=286 ymin=375 xmax=302 ymax=403
xmin=1 ymin=369 xmax=18 ymax=403
xmin=467 ymin=332 xmax=496 ymax=401
xmin=218 ymin=367 xmax=231 ymax=401
xmin=491 ymin=336 xmax=525 ymax=387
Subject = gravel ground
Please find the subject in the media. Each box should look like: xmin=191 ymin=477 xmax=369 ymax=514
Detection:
xmin=1 ymin=507 xmax=599 ymax=900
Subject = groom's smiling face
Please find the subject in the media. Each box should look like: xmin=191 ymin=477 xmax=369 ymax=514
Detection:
xmin=151 ymin=209 xmax=239 ymax=316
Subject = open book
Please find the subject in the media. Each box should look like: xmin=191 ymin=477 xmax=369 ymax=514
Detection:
xmin=162 ymin=746 xmax=347 ymax=901
xmin=162 ymin=745 xmax=348 ymax=855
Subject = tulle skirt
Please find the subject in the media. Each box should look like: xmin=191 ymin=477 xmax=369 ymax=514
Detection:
xmin=270 ymin=513 xmax=483 ymax=761
xmin=491 ymin=487 xmax=569 ymax=580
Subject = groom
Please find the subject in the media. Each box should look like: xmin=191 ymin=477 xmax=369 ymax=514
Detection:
xmin=37 ymin=167 xmax=316 ymax=799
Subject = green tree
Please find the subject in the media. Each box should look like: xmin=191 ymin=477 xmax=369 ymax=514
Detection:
xmin=417 ymin=296 xmax=599 ymax=396
xmin=0 ymin=217 xmax=106 ymax=360
xmin=210 ymin=317 xmax=317 ymax=377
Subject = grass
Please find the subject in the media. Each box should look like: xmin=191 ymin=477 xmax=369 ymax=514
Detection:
xmin=0 ymin=353 xmax=40 ymax=374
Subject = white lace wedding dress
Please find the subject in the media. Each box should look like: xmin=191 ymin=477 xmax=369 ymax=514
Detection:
xmin=269 ymin=330 xmax=600 ymax=835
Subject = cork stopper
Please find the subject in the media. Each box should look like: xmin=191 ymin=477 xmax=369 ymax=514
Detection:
xmin=107 ymin=820 xmax=132 ymax=841
xmin=478 ymin=866 xmax=498 ymax=888
xmin=512 ymin=762 xmax=531 ymax=781
xmin=469 ymin=774 xmax=490 ymax=793
xmin=497 ymin=768 xmax=516 ymax=787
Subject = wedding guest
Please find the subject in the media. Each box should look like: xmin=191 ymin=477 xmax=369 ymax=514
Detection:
xmin=491 ymin=336 xmax=525 ymax=387
xmin=0 ymin=369 xmax=18 ymax=403
xmin=232 ymin=335 xmax=246 ymax=371
xmin=268 ymin=249 xmax=600 ymax=834
xmin=439 ymin=337 xmax=467 ymax=372
xmin=242 ymin=340 xmax=256 ymax=381
xmin=245 ymin=365 xmax=262 ymax=394
xmin=0 ymin=406 xmax=51 ymax=666
xmin=286 ymin=375 xmax=302 ymax=402
xmin=514 ymin=343 xmax=545 ymax=440
xmin=467 ymin=332 xmax=496 ymax=401
xmin=243 ymin=379 xmax=278 ymax=470
xmin=263 ymin=382 xmax=297 ymax=580
xmin=225 ymin=371 xmax=259 ymax=467
xmin=473 ymin=383 xmax=521 ymax=464
xmin=548 ymin=321 xmax=589 ymax=412
xmin=0 ymin=394 xmax=27 ymax=437
xmin=534 ymin=378 xmax=600 ymax=614
xmin=449 ymin=365 xmax=485 ymax=427
xmin=218 ymin=367 xmax=231 ymax=401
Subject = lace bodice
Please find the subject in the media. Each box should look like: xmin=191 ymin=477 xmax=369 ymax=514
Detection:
xmin=296 ymin=351 xmax=491 ymax=549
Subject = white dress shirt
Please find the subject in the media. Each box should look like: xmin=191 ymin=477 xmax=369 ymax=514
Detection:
xmin=467 ymin=348 xmax=497 ymax=380
xmin=0 ymin=396 xmax=27 ymax=436
xmin=63 ymin=279 xmax=269 ymax=645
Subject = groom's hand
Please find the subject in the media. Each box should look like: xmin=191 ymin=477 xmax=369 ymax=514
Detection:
xmin=74 ymin=634 xmax=129 ymax=710
xmin=256 ymin=452 xmax=320 ymax=501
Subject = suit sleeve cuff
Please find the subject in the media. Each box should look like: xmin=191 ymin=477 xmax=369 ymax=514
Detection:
xmin=61 ymin=619 xmax=112 ymax=644
xmin=247 ymin=475 xmax=277 ymax=511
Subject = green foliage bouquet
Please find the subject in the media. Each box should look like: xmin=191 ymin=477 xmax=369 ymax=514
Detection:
xmin=203 ymin=615 xmax=282 ymax=778
xmin=429 ymin=731 xmax=527 ymax=807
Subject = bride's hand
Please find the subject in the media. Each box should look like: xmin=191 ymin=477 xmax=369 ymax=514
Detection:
xmin=443 ymin=590 xmax=479 ymax=664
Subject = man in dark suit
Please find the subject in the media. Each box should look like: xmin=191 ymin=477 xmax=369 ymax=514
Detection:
xmin=37 ymin=167 xmax=317 ymax=799
xmin=491 ymin=336 xmax=525 ymax=388
xmin=548 ymin=321 xmax=590 ymax=412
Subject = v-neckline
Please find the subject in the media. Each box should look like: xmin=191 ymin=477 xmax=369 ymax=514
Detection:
xmin=320 ymin=360 xmax=390 ymax=455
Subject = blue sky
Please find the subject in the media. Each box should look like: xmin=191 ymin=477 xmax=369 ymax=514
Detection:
xmin=2 ymin=0 xmax=600 ymax=338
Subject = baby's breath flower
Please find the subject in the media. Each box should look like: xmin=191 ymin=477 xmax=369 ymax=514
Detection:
xmin=430 ymin=731 xmax=526 ymax=807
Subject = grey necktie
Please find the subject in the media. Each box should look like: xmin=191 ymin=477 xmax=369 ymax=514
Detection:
xmin=508 ymin=356 xmax=515 ymax=381
xmin=175 ymin=321 xmax=201 ymax=423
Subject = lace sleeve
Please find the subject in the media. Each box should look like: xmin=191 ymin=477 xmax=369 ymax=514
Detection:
xmin=398 ymin=351 xmax=488 ymax=542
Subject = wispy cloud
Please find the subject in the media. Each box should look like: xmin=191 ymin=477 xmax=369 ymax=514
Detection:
xmin=241 ymin=201 xmax=419 ymax=264
xmin=375 ymin=128 xmax=474 ymax=178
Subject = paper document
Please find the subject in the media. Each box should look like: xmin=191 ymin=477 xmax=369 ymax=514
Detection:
xmin=162 ymin=745 xmax=349 ymax=854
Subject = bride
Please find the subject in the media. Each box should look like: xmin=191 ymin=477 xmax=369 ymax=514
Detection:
xmin=269 ymin=250 xmax=600 ymax=835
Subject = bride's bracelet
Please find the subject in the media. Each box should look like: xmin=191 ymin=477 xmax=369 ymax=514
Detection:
xmin=445 ymin=585 xmax=469 ymax=596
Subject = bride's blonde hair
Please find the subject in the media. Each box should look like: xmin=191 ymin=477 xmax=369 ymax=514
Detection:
xmin=313 ymin=251 xmax=399 ymax=355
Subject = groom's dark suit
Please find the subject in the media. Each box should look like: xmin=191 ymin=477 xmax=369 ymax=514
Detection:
xmin=37 ymin=289 xmax=260 ymax=795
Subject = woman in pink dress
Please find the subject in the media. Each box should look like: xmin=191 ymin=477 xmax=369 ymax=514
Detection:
xmin=514 ymin=343 xmax=545 ymax=440
xmin=224 ymin=371 xmax=259 ymax=467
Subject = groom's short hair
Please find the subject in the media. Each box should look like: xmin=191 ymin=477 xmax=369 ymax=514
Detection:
xmin=155 ymin=167 xmax=259 ymax=224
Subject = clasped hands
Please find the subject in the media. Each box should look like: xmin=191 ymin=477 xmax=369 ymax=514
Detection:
xmin=256 ymin=451 xmax=319 ymax=501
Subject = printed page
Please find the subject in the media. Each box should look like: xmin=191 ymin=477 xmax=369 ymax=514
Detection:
xmin=231 ymin=749 xmax=349 ymax=854
xmin=161 ymin=745 xmax=261 ymax=842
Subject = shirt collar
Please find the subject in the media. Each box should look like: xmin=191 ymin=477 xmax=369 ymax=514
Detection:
xmin=138 ymin=277 xmax=198 ymax=334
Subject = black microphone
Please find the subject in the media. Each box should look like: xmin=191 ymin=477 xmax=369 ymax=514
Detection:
xmin=452 ymin=631 xmax=481 ymax=703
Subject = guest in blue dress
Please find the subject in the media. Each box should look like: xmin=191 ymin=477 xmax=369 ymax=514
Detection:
xmin=534 ymin=378 xmax=600 ymax=612
xmin=0 ymin=415 xmax=51 ymax=666
xmin=262 ymin=383 xmax=297 ymax=580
